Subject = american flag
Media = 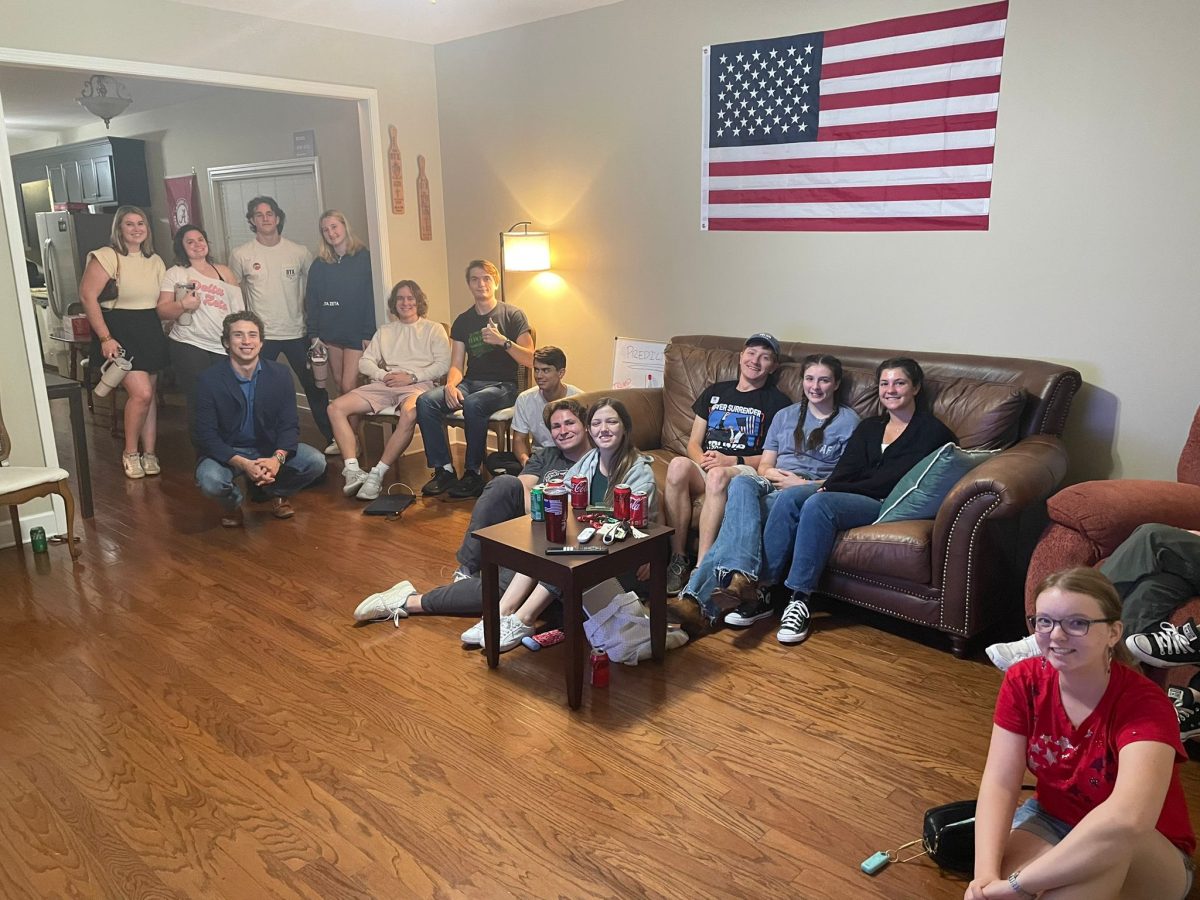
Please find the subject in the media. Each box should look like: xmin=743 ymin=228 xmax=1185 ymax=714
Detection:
xmin=701 ymin=1 xmax=1008 ymax=232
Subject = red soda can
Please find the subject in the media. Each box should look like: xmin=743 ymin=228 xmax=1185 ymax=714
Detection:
xmin=613 ymin=483 xmax=632 ymax=521
xmin=570 ymin=475 xmax=589 ymax=510
xmin=589 ymin=648 xmax=610 ymax=688
xmin=629 ymin=490 xmax=648 ymax=527
xmin=543 ymin=485 xmax=569 ymax=543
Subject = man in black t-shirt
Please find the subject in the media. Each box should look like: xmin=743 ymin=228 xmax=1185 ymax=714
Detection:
xmin=663 ymin=333 xmax=791 ymax=597
xmin=416 ymin=259 xmax=534 ymax=498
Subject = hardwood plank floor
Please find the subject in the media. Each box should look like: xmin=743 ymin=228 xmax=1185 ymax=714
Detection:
xmin=3 ymin=401 xmax=1198 ymax=898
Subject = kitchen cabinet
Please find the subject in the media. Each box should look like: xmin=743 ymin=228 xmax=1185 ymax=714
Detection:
xmin=13 ymin=137 xmax=150 ymax=208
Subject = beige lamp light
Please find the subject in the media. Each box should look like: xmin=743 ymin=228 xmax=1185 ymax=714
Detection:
xmin=77 ymin=75 xmax=132 ymax=129
xmin=500 ymin=221 xmax=551 ymax=273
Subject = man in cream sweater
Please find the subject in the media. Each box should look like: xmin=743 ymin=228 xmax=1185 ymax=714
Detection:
xmin=329 ymin=280 xmax=450 ymax=500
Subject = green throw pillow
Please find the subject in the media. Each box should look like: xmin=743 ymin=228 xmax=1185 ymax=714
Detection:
xmin=873 ymin=442 xmax=997 ymax=524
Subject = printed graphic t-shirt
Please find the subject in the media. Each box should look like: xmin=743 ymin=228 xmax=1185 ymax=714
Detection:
xmin=450 ymin=301 xmax=531 ymax=384
xmin=691 ymin=380 xmax=792 ymax=457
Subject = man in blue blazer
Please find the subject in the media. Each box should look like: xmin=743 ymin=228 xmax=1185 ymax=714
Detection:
xmin=193 ymin=311 xmax=325 ymax=526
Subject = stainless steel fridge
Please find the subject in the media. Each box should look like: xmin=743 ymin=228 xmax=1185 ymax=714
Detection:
xmin=36 ymin=210 xmax=114 ymax=318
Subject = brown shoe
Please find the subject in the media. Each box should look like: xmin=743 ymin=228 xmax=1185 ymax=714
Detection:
xmin=714 ymin=571 xmax=758 ymax=614
xmin=220 ymin=506 xmax=244 ymax=528
xmin=666 ymin=595 xmax=710 ymax=638
xmin=272 ymin=497 xmax=295 ymax=519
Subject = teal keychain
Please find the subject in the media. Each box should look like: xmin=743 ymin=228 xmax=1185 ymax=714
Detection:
xmin=860 ymin=838 xmax=927 ymax=875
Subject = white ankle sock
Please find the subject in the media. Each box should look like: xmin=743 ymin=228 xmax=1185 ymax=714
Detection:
xmin=344 ymin=459 xmax=362 ymax=472
xmin=372 ymin=463 xmax=390 ymax=476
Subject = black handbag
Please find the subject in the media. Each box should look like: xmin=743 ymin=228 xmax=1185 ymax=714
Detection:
xmin=97 ymin=254 xmax=120 ymax=304
xmin=922 ymin=800 xmax=977 ymax=873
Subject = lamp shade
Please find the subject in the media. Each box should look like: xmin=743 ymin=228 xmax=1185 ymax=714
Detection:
xmin=501 ymin=226 xmax=550 ymax=272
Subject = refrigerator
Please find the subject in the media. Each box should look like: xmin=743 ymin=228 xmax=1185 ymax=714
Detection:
xmin=36 ymin=210 xmax=114 ymax=319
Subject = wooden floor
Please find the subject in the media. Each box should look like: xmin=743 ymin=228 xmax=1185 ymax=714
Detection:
xmin=4 ymin=400 xmax=1199 ymax=899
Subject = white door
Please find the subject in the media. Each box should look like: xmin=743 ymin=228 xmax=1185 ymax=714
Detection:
xmin=208 ymin=158 xmax=324 ymax=261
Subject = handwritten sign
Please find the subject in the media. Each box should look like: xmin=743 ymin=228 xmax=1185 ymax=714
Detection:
xmin=612 ymin=337 xmax=666 ymax=389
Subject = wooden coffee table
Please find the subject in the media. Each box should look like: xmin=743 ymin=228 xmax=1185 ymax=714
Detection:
xmin=474 ymin=515 xmax=673 ymax=709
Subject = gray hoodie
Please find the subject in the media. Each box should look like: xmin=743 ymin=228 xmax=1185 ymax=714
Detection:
xmin=563 ymin=449 xmax=660 ymax=524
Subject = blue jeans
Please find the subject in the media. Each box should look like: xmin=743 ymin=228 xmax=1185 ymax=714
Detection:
xmin=762 ymin=489 xmax=882 ymax=595
xmin=195 ymin=443 xmax=326 ymax=510
xmin=682 ymin=475 xmax=819 ymax=621
xmin=416 ymin=379 xmax=517 ymax=473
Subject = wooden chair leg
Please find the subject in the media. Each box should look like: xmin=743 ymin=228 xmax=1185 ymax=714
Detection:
xmin=56 ymin=481 xmax=81 ymax=560
xmin=9 ymin=505 xmax=21 ymax=548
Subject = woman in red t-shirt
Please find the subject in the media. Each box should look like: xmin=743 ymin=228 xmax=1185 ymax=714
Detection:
xmin=967 ymin=567 xmax=1195 ymax=900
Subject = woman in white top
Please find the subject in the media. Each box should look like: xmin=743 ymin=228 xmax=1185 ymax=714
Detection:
xmin=157 ymin=224 xmax=245 ymax=420
xmin=334 ymin=280 xmax=450 ymax=501
xmin=78 ymin=205 xmax=168 ymax=480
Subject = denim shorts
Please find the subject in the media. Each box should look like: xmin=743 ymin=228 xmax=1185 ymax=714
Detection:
xmin=1012 ymin=797 xmax=1195 ymax=897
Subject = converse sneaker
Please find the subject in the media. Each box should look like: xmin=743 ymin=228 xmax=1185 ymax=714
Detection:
xmin=666 ymin=553 xmax=692 ymax=596
xmin=777 ymin=596 xmax=811 ymax=645
xmin=141 ymin=452 xmax=161 ymax=476
xmin=986 ymin=634 xmax=1042 ymax=671
xmin=1168 ymin=686 xmax=1200 ymax=741
xmin=358 ymin=470 xmax=384 ymax=501
xmin=460 ymin=619 xmax=484 ymax=645
xmin=122 ymin=452 xmax=145 ymax=479
xmin=485 ymin=615 xmax=536 ymax=653
xmin=342 ymin=467 xmax=368 ymax=496
xmin=725 ymin=590 xmax=775 ymax=627
xmin=1127 ymin=619 xmax=1200 ymax=668
xmin=422 ymin=468 xmax=458 ymax=496
xmin=354 ymin=581 xmax=416 ymax=626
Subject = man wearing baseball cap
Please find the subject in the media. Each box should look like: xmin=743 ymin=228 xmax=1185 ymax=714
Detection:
xmin=662 ymin=332 xmax=791 ymax=599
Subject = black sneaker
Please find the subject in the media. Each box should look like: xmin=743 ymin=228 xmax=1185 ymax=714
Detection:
xmin=421 ymin=468 xmax=458 ymax=496
xmin=777 ymin=596 xmax=811 ymax=645
xmin=724 ymin=590 xmax=775 ymax=627
xmin=1126 ymin=618 xmax=1200 ymax=668
xmin=447 ymin=470 xmax=485 ymax=499
xmin=1168 ymin=687 xmax=1200 ymax=741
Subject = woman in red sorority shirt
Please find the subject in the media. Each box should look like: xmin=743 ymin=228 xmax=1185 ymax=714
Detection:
xmin=967 ymin=567 xmax=1195 ymax=900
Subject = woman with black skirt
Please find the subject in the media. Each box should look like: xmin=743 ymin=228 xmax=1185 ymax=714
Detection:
xmin=79 ymin=205 xmax=168 ymax=479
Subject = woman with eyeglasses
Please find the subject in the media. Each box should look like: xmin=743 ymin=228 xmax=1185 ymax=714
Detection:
xmin=966 ymin=567 xmax=1195 ymax=900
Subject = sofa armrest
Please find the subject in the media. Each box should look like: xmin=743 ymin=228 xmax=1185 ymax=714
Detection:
xmin=932 ymin=435 xmax=1068 ymax=597
xmin=570 ymin=387 xmax=664 ymax=452
xmin=1046 ymin=480 xmax=1200 ymax=557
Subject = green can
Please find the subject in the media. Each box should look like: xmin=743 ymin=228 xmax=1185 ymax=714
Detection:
xmin=530 ymin=484 xmax=545 ymax=521
xmin=30 ymin=526 xmax=48 ymax=554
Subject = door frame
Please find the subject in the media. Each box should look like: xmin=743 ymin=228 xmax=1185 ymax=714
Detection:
xmin=0 ymin=47 xmax=392 ymax=533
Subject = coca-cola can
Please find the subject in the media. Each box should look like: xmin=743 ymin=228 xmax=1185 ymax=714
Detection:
xmin=544 ymin=485 xmax=569 ymax=543
xmin=589 ymin=648 xmax=610 ymax=688
xmin=613 ymin=484 xmax=632 ymax=521
xmin=629 ymin=490 xmax=648 ymax=527
xmin=570 ymin=475 xmax=589 ymax=510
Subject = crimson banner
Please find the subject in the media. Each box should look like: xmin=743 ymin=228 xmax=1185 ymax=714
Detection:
xmin=164 ymin=174 xmax=203 ymax=236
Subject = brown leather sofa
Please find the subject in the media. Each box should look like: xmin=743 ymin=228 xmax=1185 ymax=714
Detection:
xmin=573 ymin=335 xmax=1081 ymax=657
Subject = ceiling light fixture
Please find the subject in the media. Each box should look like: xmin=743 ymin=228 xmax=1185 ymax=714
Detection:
xmin=77 ymin=74 xmax=132 ymax=129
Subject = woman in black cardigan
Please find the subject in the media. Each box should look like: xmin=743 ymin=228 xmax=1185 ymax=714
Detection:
xmin=760 ymin=357 xmax=955 ymax=644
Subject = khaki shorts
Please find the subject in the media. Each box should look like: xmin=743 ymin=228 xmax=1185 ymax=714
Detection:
xmin=686 ymin=458 xmax=757 ymax=479
xmin=349 ymin=380 xmax=434 ymax=414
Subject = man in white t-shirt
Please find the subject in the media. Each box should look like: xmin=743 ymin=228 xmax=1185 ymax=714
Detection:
xmin=228 ymin=196 xmax=332 ymax=448
xmin=485 ymin=345 xmax=580 ymax=476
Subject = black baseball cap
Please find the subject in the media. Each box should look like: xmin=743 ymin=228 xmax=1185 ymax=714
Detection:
xmin=745 ymin=332 xmax=781 ymax=356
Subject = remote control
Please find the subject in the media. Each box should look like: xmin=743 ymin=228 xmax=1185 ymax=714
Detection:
xmin=546 ymin=546 xmax=609 ymax=555
xmin=577 ymin=527 xmax=596 ymax=543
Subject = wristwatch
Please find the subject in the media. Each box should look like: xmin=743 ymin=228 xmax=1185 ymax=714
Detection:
xmin=503 ymin=338 xmax=513 ymax=350
xmin=274 ymin=451 xmax=287 ymax=466
xmin=736 ymin=455 xmax=745 ymax=465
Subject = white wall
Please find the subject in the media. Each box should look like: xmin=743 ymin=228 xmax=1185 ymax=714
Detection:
xmin=435 ymin=0 xmax=1200 ymax=481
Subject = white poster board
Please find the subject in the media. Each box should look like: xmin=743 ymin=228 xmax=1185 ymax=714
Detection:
xmin=612 ymin=337 xmax=667 ymax=389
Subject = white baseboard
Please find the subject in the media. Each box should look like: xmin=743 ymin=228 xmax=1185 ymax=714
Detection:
xmin=1 ymin=505 xmax=63 ymax=549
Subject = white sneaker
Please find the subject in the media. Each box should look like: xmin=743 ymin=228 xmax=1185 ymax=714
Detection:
xmin=324 ymin=441 xmax=341 ymax=456
xmin=485 ymin=615 xmax=536 ymax=653
xmin=358 ymin=470 xmax=384 ymax=501
xmin=460 ymin=619 xmax=484 ymax=644
xmin=353 ymin=581 xmax=415 ymax=626
xmin=342 ymin=467 xmax=367 ymax=496
xmin=453 ymin=568 xmax=472 ymax=582
xmin=985 ymin=633 xmax=1041 ymax=671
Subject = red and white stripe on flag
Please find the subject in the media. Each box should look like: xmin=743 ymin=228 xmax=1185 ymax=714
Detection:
xmin=701 ymin=1 xmax=1008 ymax=232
